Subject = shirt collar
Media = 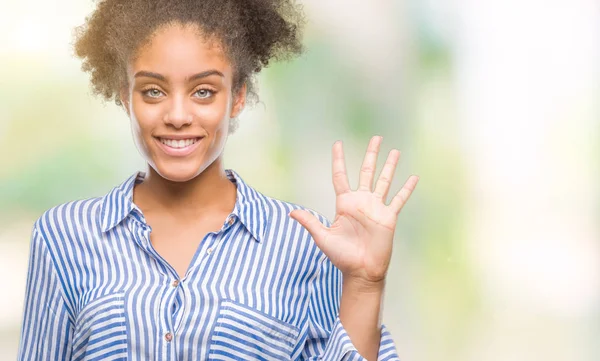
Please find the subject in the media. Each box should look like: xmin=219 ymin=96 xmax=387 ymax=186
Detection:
xmin=99 ymin=172 xmax=140 ymax=233
xmin=99 ymin=169 xmax=270 ymax=243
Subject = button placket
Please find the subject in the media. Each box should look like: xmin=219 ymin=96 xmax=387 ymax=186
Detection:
xmin=206 ymin=230 xmax=229 ymax=256
xmin=171 ymin=285 xmax=186 ymax=335
xmin=205 ymin=217 xmax=234 ymax=257
xmin=158 ymin=275 xmax=180 ymax=348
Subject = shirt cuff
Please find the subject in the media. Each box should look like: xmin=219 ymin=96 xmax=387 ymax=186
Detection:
xmin=320 ymin=317 xmax=400 ymax=361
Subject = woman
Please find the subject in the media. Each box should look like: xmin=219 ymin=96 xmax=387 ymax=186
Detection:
xmin=17 ymin=0 xmax=418 ymax=360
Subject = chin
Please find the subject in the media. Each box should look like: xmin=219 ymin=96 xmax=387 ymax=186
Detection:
xmin=151 ymin=161 xmax=207 ymax=183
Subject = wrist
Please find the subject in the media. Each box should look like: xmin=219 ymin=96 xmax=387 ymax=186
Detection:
xmin=343 ymin=276 xmax=385 ymax=295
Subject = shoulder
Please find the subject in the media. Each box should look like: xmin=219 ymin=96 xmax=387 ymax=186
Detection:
xmin=230 ymin=168 xmax=330 ymax=229
xmin=262 ymin=194 xmax=331 ymax=229
xmin=33 ymin=196 xmax=104 ymax=245
xmin=259 ymin=195 xmax=330 ymax=260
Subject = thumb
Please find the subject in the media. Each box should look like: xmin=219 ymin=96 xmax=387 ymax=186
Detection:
xmin=288 ymin=209 xmax=329 ymax=245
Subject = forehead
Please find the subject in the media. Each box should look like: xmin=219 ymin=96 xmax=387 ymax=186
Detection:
xmin=129 ymin=23 xmax=231 ymax=79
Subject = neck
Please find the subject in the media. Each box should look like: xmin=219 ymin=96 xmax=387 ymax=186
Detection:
xmin=133 ymin=158 xmax=237 ymax=220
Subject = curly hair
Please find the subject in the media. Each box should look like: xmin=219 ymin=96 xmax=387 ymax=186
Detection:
xmin=72 ymin=0 xmax=305 ymax=129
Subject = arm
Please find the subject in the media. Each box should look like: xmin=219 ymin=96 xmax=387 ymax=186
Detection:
xmin=17 ymin=225 xmax=74 ymax=361
xmin=339 ymin=277 xmax=384 ymax=360
xmin=291 ymin=136 xmax=419 ymax=360
xmin=300 ymin=256 xmax=400 ymax=361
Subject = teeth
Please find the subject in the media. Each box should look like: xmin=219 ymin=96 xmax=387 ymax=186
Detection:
xmin=159 ymin=138 xmax=199 ymax=149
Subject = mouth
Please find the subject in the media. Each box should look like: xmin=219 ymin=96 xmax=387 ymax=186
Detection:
xmin=157 ymin=137 xmax=202 ymax=148
xmin=154 ymin=136 xmax=204 ymax=157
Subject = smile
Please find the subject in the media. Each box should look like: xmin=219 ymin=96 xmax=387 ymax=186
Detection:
xmin=155 ymin=136 xmax=203 ymax=157
xmin=158 ymin=137 xmax=201 ymax=149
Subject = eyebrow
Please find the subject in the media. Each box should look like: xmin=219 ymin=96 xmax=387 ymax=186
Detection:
xmin=134 ymin=70 xmax=225 ymax=82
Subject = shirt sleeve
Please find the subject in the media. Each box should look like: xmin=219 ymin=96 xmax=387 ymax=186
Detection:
xmin=299 ymin=247 xmax=401 ymax=360
xmin=17 ymin=224 xmax=74 ymax=361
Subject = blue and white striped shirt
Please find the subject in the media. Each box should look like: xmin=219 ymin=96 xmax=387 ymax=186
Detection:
xmin=18 ymin=169 xmax=400 ymax=360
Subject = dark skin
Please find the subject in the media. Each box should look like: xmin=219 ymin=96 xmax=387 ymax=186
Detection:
xmin=132 ymin=161 xmax=236 ymax=278
xmin=119 ymin=22 xmax=419 ymax=360
xmin=120 ymin=24 xmax=242 ymax=278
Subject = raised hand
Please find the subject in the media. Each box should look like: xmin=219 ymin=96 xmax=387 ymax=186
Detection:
xmin=289 ymin=135 xmax=419 ymax=286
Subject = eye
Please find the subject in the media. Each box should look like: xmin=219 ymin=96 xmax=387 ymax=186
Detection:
xmin=194 ymin=88 xmax=215 ymax=99
xmin=142 ymin=87 xmax=164 ymax=98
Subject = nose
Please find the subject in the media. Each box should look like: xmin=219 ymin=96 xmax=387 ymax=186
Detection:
xmin=163 ymin=94 xmax=192 ymax=128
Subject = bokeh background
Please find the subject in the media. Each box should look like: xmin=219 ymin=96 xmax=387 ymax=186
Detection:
xmin=1 ymin=0 xmax=599 ymax=360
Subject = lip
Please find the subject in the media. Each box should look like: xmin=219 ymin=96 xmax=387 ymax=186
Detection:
xmin=154 ymin=136 xmax=203 ymax=157
xmin=155 ymin=134 xmax=203 ymax=140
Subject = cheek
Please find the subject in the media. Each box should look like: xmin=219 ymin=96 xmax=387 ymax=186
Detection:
xmin=131 ymin=99 xmax=163 ymax=133
xmin=195 ymin=101 xmax=230 ymax=127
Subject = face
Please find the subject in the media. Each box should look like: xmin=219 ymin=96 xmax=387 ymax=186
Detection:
xmin=120 ymin=23 xmax=245 ymax=182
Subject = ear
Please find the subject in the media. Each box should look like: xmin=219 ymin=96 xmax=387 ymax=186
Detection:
xmin=119 ymin=86 xmax=131 ymax=117
xmin=230 ymin=83 xmax=247 ymax=119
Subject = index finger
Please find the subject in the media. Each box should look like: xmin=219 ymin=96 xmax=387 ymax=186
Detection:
xmin=332 ymin=140 xmax=351 ymax=195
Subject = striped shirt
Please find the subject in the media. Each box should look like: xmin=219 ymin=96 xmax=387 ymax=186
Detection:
xmin=18 ymin=169 xmax=400 ymax=360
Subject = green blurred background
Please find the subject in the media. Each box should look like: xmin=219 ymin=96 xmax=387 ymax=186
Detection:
xmin=1 ymin=0 xmax=599 ymax=360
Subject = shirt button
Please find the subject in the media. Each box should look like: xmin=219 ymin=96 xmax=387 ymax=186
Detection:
xmin=227 ymin=216 xmax=234 ymax=226
xmin=172 ymin=280 xmax=179 ymax=287
xmin=207 ymin=248 xmax=213 ymax=255
xmin=164 ymin=332 xmax=173 ymax=342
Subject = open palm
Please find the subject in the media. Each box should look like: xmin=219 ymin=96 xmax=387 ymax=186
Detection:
xmin=290 ymin=136 xmax=419 ymax=284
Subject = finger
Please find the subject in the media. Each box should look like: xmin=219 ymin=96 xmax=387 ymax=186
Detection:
xmin=332 ymin=140 xmax=351 ymax=195
xmin=373 ymin=149 xmax=400 ymax=201
xmin=358 ymin=135 xmax=383 ymax=192
xmin=288 ymin=209 xmax=329 ymax=245
xmin=389 ymin=175 xmax=419 ymax=215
